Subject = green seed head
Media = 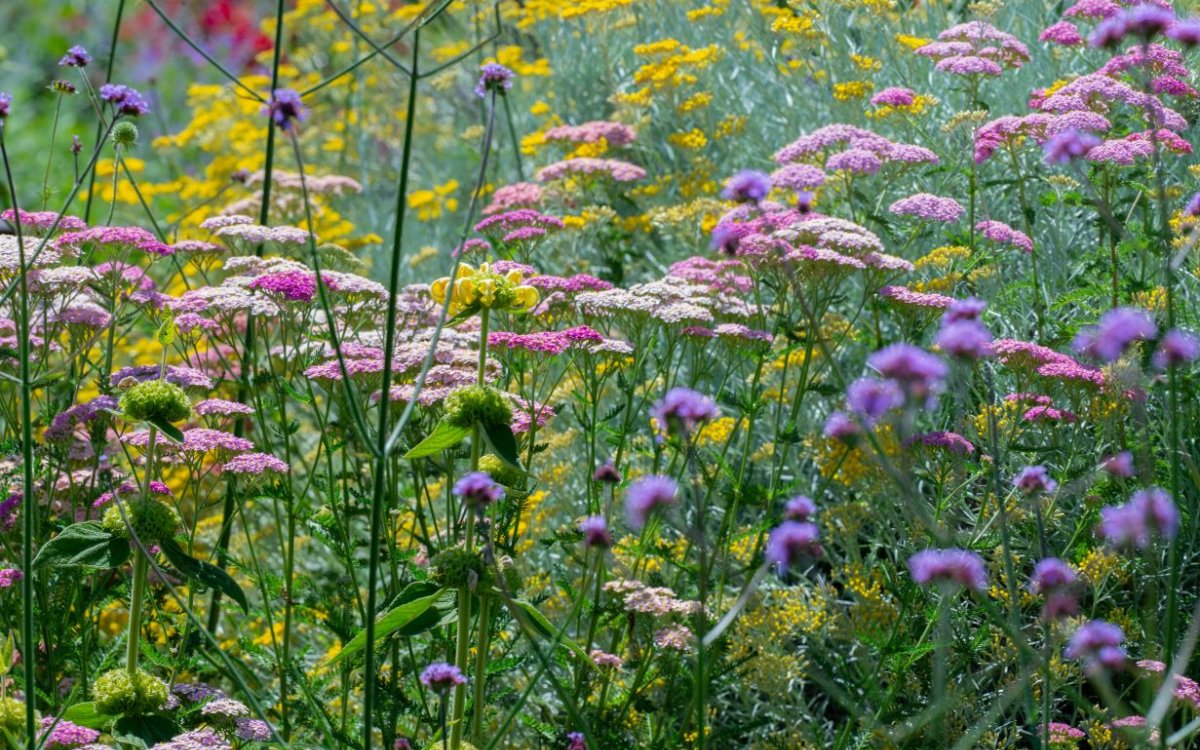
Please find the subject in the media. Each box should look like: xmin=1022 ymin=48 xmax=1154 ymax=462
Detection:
xmin=431 ymin=547 xmax=485 ymax=589
xmin=119 ymin=379 xmax=191 ymax=424
xmin=478 ymin=453 xmax=523 ymax=489
xmin=0 ymin=696 xmax=23 ymax=732
xmin=91 ymin=668 xmax=169 ymax=716
xmin=444 ymin=385 xmax=512 ymax=430
xmin=111 ymin=121 xmax=139 ymax=149
xmin=102 ymin=498 xmax=179 ymax=543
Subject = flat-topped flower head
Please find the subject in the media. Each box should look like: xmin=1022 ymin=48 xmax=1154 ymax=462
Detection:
xmin=248 ymin=269 xmax=317 ymax=302
xmin=626 ymin=475 xmax=678 ymax=530
xmin=476 ymin=62 xmax=515 ymax=97
xmin=420 ymin=662 xmax=467 ymax=693
xmin=222 ymin=452 xmax=289 ymax=475
xmin=908 ymin=548 xmax=987 ymax=592
xmin=99 ymin=83 xmax=149 ymax=117
xmin=265 ymin=88 xmax=306 ymax=131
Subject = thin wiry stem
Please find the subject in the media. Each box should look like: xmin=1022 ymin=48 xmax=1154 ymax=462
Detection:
xmin=142 ymin=0 xmax=266 ymax=103
xmin=1 ymin=122 xmax=37 ymax=750
xmin=83 ymin=0 xmax=126 ymax=224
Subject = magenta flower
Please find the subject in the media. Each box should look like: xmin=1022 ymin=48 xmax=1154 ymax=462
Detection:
xmin=1029 ymin=558 xmax=1077 ymax=594
xmin=1101 ymin=451 xmax=1135 ymax=478
xmin=625 ymin=475 xmax=678 ymax=530
xmin=579 ymin=516 xmax=613 ymax=549
xmin=783 ymin=495 xmax=816 ymax=522
xmin=651 ymin=387 xmax=719 ymax=438
xmin=1099 ymin=487 xmax=1179 ymax=549
xmin=1073 ymin=307 xmax=1156 ymax=362
xmin=476 ymin=63 xmax=515 ymax=97
xmin=454 ymin=472 xmax=505 ymax=508
xmin=720 ymin=170 xmax=772 ymax=203
xmin=0 ymin=92 xmax=10 ymax=121
xmin=846 ymin=378 xmax=903 ymax=425
xmin=248 ymin=270 xmax=318 ymax=302
xmin=908 ymin=548 xmax=987 ymax=592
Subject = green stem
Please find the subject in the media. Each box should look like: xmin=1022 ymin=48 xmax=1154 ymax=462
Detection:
xmin=41 ymin=96 xmax=63 ymax=210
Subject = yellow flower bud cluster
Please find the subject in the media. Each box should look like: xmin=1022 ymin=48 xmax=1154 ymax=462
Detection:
xmin=430 ymin=262 xmax=539 ymax=316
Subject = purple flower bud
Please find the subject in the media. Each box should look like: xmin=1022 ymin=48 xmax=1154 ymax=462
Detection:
xmin=475 ymin=63 xmax=515 ymax=98
xmin=593 ymin=461 xmax=621 ymax=484
xmin=453 ymin=472 xmax=505 ymax=509
xmin=720 ymin=170 xmax=773 ymax=204
xmin=765 ymin=521 xmax=822 ymax=571
xmin=1013 ymin=466 xmax=1057 ymax=496
xmin=264 ymin=88 xmax=306 ymax=131
xmin=908 ymin=548 xmax=988 ymax=592
xmin=71 ymin=135 xmax=82 ymax=154
xmin=579 ymin=516 xmax=613 ymax=549
xmin=709 ymin=224 xmax=740 ymax=255
xmin=795 ymin=190 xmax=815 ymax=214
xmin=567 ymin=732 xmax=587 ymax=750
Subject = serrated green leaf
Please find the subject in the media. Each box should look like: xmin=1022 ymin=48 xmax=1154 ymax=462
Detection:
xmin=158 ymin=539 xmax=248 ymax=612
xmin=62 ymin=701 xmax=115 ymax=729
xmin=33 ymin=522 xmax=130 ymax=570
xmin=404 ymin=420 xmax=470 ymax=459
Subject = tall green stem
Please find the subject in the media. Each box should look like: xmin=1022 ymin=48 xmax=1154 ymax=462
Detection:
xmin=126 ymin=425 xmax=157 ymax=675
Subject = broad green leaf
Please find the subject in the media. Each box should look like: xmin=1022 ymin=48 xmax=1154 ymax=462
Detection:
xmin=0 ymin=632 xmax=12 ymax=678
xmin=156 ymin=314 xmax=176 ymax=347
xmin=483 ymin=421 xmax=521 ymax=467
xmin=512 ymin=598 xmax=590 ymax=664
xmin=404 ymin=421 xmax=470 ymax=459
xmin=62 ymin=701 xmax=115 ymax=729
xmin=147 ymin=417 xmax=184 ymax=444
xmin=113 ymin=715 xmax=179 ymax=746
xmin=158 ymin=539 xmax=248 ymax=612
xmin=332 ymin=588 xmax=446 ymax=665
xmin=32 ymin=522 xmax=130 ymax=570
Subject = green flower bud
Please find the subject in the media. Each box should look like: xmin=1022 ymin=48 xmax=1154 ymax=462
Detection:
xmin=0 ymin=696 xmax=23 ymax=732
xmin=478 ymin=454 xmax=524 ymax=489
xmin=111 ymin=121 xmax=139 ymax=149
xmin=102 ymin=499 xmax=179 ymax=543
xmin=444 ymin=385 xmax=512 ymax=430
xmin=497 ymin=555 xmax=522 ymax=595
xmin=431 ymin=547 xmax=485 ymax=589
xmin=119 ymin=379 xmax=191 ymax=424
xmin=91 ymin=668 xmax=169 ymax=715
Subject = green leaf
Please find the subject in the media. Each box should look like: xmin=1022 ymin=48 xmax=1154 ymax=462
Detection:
xmin=403 ymin=421 xmax=470 ymax=459
xmin=62 ymin=701 xmax=115 ymax=729
xmin=332 ymin=588 xmax=447 ymax=665
xmin=158 ymin=539 xmax=249 ymax=612
xmin=511 ymin=599 xmax=590 ymax=664
xmin=113 ymin=715 xmax=180 ymax=747
xmin=483 ymin=421 xmax=521 ymax=467
xmin=156 ymin=314 xmax=176 ymax=348
xmin=32 ymin=522 xmax=130 ymax=570
xmin=0 ymin=632 xmax=12 ymax=678
xmin=147 ymin=417 xmax=184 ymax=444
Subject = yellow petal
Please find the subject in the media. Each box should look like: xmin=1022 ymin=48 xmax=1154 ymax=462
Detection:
xmin=477 ymin=278 xmax=498 ymax=307
xmin=430 ymin=277 xmax=451 ymax=303
xmin=512 ymin=285 xmax=540 ymax=310
xmin=504 ymin=270 xmax=523 ymax=285
xmin=456 ymin=262 xmax=477 ymax=279
xmin=455 ymin=278 xmax=476 ymax=304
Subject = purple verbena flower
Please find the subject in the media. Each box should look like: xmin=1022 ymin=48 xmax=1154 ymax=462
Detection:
xmin=579 ymin=516 xmax=613 ymax=548
xmin=1043 ymin=128 xmax=1102 ymax=165
xmin=720 ymin=170 xmax=773 ymax=203
xmin=420 ymin=662 xmax=467 ymax=692
xmin=936 ymin=319 xmax=993 ymax=359
xmin=846 ymin=377 xmax=903 ymax=425
xmin=0 ymin=92 xmax=11 ymax=121
xmin=823 ymin=411 xmax=861 ymax=443
xmin=264 ymin=88 xmax=306 ymax=131
xmin=1101 ymin=451 xmax=1135 ymax=478
xmin=765 ymin=521 xmax=822 ymax=571
xmin=1013 ymin=465 xmax=1058 ymax=495
xmin=1029 ymin=558 xmax=1077 ymax=594
xmin=651 ymin=387 xmax=719 ymax=438
xmin=567 ymin=731 xmax=587 ymax=750
xmin=1099 ymin=487 xmax=1179 ymax=549
xmin=1154 ymin=329 xmax=1200 ymax=368
xmin=59 ymin=45 xmax=92 ymax=67
xmin=867 ymin=344 xmax=947 ymax=406
xmin=784 ymin=495 xmax=816 ymax=521
xmin=625 ymin=475 xmax=677 ymax=530
xmin=908 ymin=548 xmax=987 ymax=592
xmin=475 ymin=63 xmax=515 ymax=97
xmin=1065 ymin=620 xmax=1126 ymax=673
xmin=1073 ymin=307 xmax=1157 ymax=362
xmin=98 ymin=84 xmax=149 ymax=117
xmin=454 ymin=472 xmax=504 ymax=509
xmin=593 ymin=461 xmax=620 ymax=484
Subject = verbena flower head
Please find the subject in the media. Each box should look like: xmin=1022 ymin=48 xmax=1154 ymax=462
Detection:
xmin=1030 ymin=558 xmax=1078 ymax=594
xmin=454 ymin=472 xmax=505 ymax=509
xmin=265 ymin=88 xmax=306 ymax=131
xmin=765 ymin=521 xmax=822 ymax=571
xmin=908 ymin=548 xmax=987 ymax=592
xmin=579 ymin=515 xmax=613 ymax=548
xmin=784 ymin=495 xmax=816 ymax=521
xmin=1043 ymin=128 xmax=1101 ymax=164
xmin=823 ymin=411 xmax=861 ymax=442
xmin=1013 ymin=465 xmax=1057 ymax=495
xmin=943 ymin=297 xmax=987 ymax=324
xmin=420 ymin=662 xmax=467 ymax=693
xmin=1154 ymin=329 xmax=1200 ymax=368
xmin=1099 ymin=487 xmax=1179 ymax=549
xmin=476 ymin=62 xmax=515 ymax=97
xmin=1167 ymin=17 xmax=1200 ymax=45
xmin=1073 ymin=307 xmax=1157 ymax=362
xmin=59 ymin=45 xmax=91 ymax=67
xmin=651 ymin=387 xmax=719 ymax=438
xmin=625 ymin=475 xmax=678 ymax=530
xmin=1102 ymin=451 xmax=1136 ymax=477
xmin=1065 ymin=620 xmax=1126 ymax=673
xmin=867 ymin=344 xmax=947 ymax=406
xmin=0 ymin=92 xmax=10 ymax=121
xmin=720 ymin=170 xmax=772 ymax=203
xmin=567 ymin=732 xmax=587 ymax=750
xmin=593 ymin=460 xmax=620 ymax=484
xmin=846 ymin=377 xmax=903 ymax=424
xmin=936 ymin=319 xmax=993 ymax=359
xmin=98 ymin=83 xmax=149 ymax=117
